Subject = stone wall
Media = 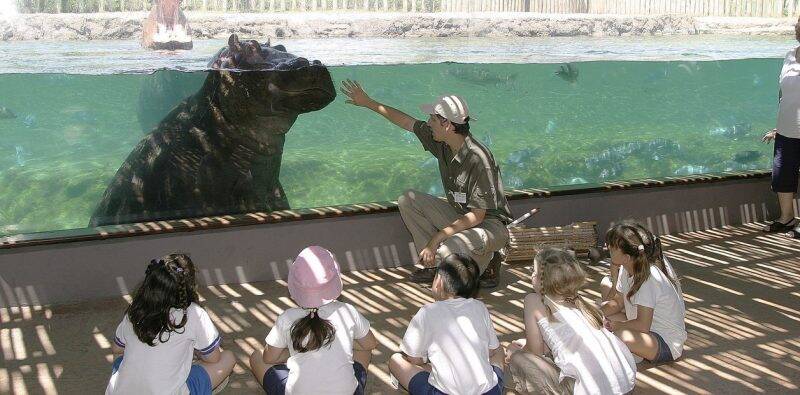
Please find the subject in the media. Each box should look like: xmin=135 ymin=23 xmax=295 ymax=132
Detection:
xmin=0 ymin=12 xmax=795 ymax=41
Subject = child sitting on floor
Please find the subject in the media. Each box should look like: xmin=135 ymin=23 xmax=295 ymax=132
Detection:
xmin=248 ymin=246 xmax=379 ymax=395
xmin=506 ymin=248 xmax=636 ymax=395
xmin=106 ymin=253 xmax=235 ymax=395
xmin=601 ymin=222 xmax=687 ymax=365
xmin=389 ymin=253 xmax=505 ymax=395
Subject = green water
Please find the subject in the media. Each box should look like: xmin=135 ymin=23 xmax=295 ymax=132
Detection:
xmin=0 ymin=59 xmax=780 ymax=235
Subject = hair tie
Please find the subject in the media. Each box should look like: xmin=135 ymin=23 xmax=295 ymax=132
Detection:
xmin=563 ymin=295 xmax=578 ymax=304
xmin=146 ymin=259 xmax=165 ymax=275
xmin=637 ymin=244 xmax=645 ymax=252
xmin=307 ymin=308 xmax=319 ymax=318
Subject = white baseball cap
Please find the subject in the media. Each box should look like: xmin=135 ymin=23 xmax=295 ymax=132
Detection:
xmin=420 ymin=94 xmax=470 ymax=124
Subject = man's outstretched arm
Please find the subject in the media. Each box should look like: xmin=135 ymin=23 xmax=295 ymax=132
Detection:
xmin=341 ymin=79 xmax=417 ymax=132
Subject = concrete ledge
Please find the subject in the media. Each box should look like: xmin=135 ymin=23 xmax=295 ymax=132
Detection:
xmin=0 ymin=173 xmax=778 ymax=307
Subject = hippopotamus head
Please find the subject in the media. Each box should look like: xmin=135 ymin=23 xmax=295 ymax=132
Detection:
xmin=206 ymin=34 xmax=335 ymax=140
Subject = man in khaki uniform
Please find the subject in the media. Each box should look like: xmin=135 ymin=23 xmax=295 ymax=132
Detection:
xmin=341 ymin=80 xmax=512 ymax=288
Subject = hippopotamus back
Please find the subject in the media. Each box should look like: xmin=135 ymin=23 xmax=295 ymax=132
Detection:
xmin=90 ymin=35 xmax=335 ymax=227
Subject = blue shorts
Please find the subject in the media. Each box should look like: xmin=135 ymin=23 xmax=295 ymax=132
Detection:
xmin=407 ymin=365 xmax=504 ymax=395
xmin=647 ymin=332 xmax=675 ymax=364
xmin=262 ymin=361 xmax=367 ymax=395
xmin=772 ymin=133 xmax=800 ymax=193
xmin=112 ymin=356 xmax=211 ymax=395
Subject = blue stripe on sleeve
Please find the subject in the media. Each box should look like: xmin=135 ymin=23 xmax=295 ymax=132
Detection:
xmin=197 ymin=335 xmax=221 ymax=355
xmin=114 ymin=336 xmax=125 ymax=348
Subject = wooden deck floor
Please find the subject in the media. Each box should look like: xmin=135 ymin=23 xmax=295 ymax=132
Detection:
xmin=1 ymin=223 xmax=799 ymax=394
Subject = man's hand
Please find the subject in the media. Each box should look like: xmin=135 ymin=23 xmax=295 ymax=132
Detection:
xmin=763 ymin=129 xmax=777 ymax=143
xmin=418 ymin=244 xmax=437 ymax=267
xmin=341 ymin=79 xmax=373 ymax=108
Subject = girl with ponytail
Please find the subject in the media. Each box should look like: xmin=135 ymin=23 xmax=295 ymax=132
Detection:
xmin=106 ymin=253 xmax=235 ymax=395
xmin=248 ymin=246 xmax=378 ymax=395
xmin=506 ymin=248 xmax=636 ymax=395
xmin=600 ymin=222 xmax=686 ymax=365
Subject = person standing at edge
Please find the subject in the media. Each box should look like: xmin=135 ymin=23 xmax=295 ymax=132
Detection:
xmin=341 ymin=80 xmax=513 ymax=288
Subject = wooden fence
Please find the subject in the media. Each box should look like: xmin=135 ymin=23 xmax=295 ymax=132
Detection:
xmin=13 ymin=0 xmax=800 ymax=16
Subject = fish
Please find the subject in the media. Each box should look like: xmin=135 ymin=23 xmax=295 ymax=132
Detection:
xmin=505 ymin=148 xmax=541 ymax=168
xmin=674 ymin=165 xmax=710 ymax=176
xmin=427 ymin=182 xmax=444 ymax=196
xmin=0 ymin=107 xmax=15 ymax=119
xmin=732 ymin=150 xmax=762 ymax=164
xmin=502 ymin=171 xmax=523 ymax=189
xmin=15 ymin=145 xmax=28 ymax=167
xmin=481 ymin=132 xmax=493 ymax=148
xmin=545 ymin=120 xmax=556 ymax=135
xmin=421 ymin=157 xmax=438 ymax=170
xmin=444 ymin=66 xmax=517 ymax=86
xmin=555 ymin=64 xmax=578 ymax=84
xmin=709 ymin=120 xmax=752 ymax=139
xmin=22 ymin=114 xmax=36 ymax=128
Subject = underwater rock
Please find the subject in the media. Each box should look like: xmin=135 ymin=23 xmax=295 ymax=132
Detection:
xmin=674 ymin=165 xmax=710 ymax=176
xmin=90 ymin=34 xmax=335 ymax=227
xmin=444 ymin=66 xmax=516 ymax=86
xmin=555 ymin=64 xmax=578 ymax=84
xmin=0 ymin=107 xmax=15 ymax=119
xmin=732 ymin=150 xmax=762 ymax=164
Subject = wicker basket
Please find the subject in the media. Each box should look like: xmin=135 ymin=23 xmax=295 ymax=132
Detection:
xmin=504 ymin=221 xmax=599 ymax=263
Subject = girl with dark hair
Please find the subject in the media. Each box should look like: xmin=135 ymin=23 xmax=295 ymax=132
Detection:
xmin=600 ymin=222 xmax=686 ymax=365
xmin=106 ymin=253 xmax=235 ymax=395
xmin=248 ymin=246 xmax=378 ymax=395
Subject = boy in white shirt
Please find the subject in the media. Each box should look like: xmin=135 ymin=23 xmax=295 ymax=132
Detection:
xmin=389 ymin=253 xmax=505 ymax=395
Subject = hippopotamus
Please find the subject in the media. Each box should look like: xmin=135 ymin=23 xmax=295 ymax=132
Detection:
xmin=89 ymin=34 xmax=335 ymax=227
xmin=141 ymin=0 xmax=192 ymax=50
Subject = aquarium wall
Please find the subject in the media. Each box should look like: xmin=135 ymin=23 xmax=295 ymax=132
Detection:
xmin=0 ymin=54 xmax=780 ymax=236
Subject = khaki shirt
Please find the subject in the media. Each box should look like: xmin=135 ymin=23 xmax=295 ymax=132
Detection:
xmin=413 ymin=120 xmax=513 ymax=224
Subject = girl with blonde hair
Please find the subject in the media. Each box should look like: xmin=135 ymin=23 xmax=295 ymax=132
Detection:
xmin=506 ymin=248 xmax=636 ymax=395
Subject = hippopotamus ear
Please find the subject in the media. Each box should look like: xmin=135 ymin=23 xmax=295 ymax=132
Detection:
xmin=228 ymin=34 xmax=241 ymax=51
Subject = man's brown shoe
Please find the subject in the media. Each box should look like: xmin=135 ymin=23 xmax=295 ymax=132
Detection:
xmin=410 ymin=267 xmax=437 ymax=284
xmin=479 ymin=252 xmax=502 ymax=289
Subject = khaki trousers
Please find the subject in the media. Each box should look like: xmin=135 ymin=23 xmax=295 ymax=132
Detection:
xmin=397 ymin=189 xmax=509 ymax=273
xmin=507 ymin=350 xmax=575 ymax=395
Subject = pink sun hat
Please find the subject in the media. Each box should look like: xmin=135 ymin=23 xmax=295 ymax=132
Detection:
xmin=287 ymin=246 xmax=343 ymax=308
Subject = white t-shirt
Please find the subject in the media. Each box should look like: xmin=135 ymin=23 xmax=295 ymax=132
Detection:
xmin=616 ymin=259 xmax=687 ymax=358
xmin=777 ymin=48 xmax=800 ymax=139
xmin=106 ymin=303 xmax=221 ymax=395
xmin=400 ymin=298 xmax=500 ymax=395
xmin=265 ymin=301 xmax=371 ymax=395
xmin=538 ymin=297 xmax=637 ymax=395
